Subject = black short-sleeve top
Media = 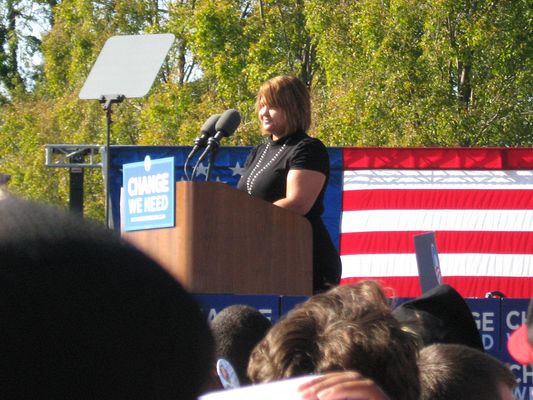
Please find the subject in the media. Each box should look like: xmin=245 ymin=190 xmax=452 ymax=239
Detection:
xmin=237 ymin=131 xmax=329 ymax=219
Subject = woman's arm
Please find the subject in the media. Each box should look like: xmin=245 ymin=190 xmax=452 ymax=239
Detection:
xmin=273 ymin=169 xmax=325 ymax=215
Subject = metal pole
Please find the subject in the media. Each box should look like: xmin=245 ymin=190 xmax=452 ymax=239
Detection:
xmin=69 ymin=154 xmax=84 ymax=215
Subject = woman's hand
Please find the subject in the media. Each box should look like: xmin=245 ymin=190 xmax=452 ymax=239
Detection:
xmin=298 ymin=371 xmax=391 ymax=400
xmin=273 ymin=169 xmax=325 ymax=215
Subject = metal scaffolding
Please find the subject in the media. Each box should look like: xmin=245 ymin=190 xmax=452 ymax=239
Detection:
xmin=45 ymin=144 xmax=104 ymax=216
xmin=45 ymin=144 xmax=103 ymax=168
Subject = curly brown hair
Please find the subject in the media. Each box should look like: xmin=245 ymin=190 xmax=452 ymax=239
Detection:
xmin=248 ymin=280 xmax=421 ymax=400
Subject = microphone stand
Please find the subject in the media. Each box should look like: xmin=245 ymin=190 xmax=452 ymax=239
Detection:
xmin=191 ymin=150 xmax=207 ymax=181
xmin=205 ymin=144 xmax=219 ymax=182
xmin=204 ymin=135 xmax=224 ymax=181
xmin=183 ymin=136 xmax=206 ymax=181
xmin=192 ymin=135 xmax=221 ymax=181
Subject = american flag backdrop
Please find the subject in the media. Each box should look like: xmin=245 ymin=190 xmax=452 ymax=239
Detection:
xmin=339 ymin=148 xmax=533 ymax=298
xmin=110 ymin=146 xmax=533 ymax=298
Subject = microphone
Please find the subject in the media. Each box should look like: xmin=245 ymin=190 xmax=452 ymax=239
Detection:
xmin=184 ymin=114 xmax=220 ymax=180
xmin=206 ymin=109 xmax=241 ymax=152
xmin=193 ymin=109 xmax=241 ymax=180
xmin=188 ymin=114 xmax=220 ymax=158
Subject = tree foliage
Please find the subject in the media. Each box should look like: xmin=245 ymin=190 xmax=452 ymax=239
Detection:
xmin=305 ymin=0 xmax=532 ymax=146
xmin=0 ymin=0 xmax=531 ymax=220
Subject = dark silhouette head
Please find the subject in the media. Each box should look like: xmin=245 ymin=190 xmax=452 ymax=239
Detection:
xmin=0 ymin=196 xmax=213 ymax=399
xmin=211 ymin=304 xmax=272 ymax=385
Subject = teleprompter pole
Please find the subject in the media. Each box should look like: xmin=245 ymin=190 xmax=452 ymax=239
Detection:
xmin=78 ymin=34 xmax=175 ymax=229
xmin=100 ymin=94 xmax=125 ymax=229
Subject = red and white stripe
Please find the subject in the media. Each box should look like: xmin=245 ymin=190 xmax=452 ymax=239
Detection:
xmin=339 ymin=148 xmax=533 ymax=298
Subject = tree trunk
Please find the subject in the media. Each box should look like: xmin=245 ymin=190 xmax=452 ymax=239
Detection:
xmin=3 ymin=0 xmax=24 ymax=93
xmin=457 ymin=59 xmax=472 ymax=107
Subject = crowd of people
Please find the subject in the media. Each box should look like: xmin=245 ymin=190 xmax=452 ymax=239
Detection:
xmin=1 ymin=192 xmax=530 ymax=399
xmin=205 ymin=280 xmax=523 ymax=400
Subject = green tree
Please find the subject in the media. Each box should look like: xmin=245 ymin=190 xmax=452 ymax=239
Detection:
xmin=189 ymin=0 xmax=318 ymax=144
xmin=305 ymin=0 xmax=532 ymax=146
xmin=0 ymin=0 xmax=531 ymax=221
xmin=0 ymin=0 xmax=57 ymax=100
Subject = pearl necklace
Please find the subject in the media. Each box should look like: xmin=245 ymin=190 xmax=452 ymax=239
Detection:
xmin=246 ymin=142 xmax=287 ymax=194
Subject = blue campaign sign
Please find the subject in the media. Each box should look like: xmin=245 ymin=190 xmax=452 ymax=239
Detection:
xmin=280 ymin=295 xmax=309 ymax=317
xmin=494 ymin=350 xmax=533 ymax=400
xmin=122 ymin=156 xmax=175 ymax=231
xmin=501 ymin=298 xmax=531 ymax=354
xmin=500 ymin=298 xmax=532 ymax=398
xmin=195 ymin=294 xmax=281 ymax=324
xmin=465 ymin=298 xmax=501 ymax=355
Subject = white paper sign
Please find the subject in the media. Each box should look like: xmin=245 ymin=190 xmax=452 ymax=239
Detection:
xmin=199 ymin=375 xmax=320 ymax=400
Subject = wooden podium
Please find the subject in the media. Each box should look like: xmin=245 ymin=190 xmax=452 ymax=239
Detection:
xmin=122 ymin=182 xmax=312 ymax=295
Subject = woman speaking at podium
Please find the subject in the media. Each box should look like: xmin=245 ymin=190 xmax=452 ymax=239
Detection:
xmin=237 ymin=75 xmax=341 ymax=293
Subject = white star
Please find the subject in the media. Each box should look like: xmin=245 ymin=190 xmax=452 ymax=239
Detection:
xmin=195 ymin=162 xmax=208 ymax=178
xmin=230 ymin=161 xmax=245 ymax=177
xmin=215 ymin=176 xmax=227 ymax=184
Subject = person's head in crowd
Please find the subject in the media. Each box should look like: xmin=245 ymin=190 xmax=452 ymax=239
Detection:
xmin=248 ymin=280 xmax=421 ymax=400
xmin=393 ymin=283 xmax=484 ymax=351
xmin=0 ymin=173 xmax=10 ymax=200
xmin=0 ymin=196 xmax=213 ymax=400
xmin=0 ymin=172 xmax=10 ymax=186
xmin=418 ymin=343 xmax=516 ymax=400
xmin=256 ymin=75 xmax=311 ymax=137
xmin=210 ymin=304 xmax=272 ymax=386
xmin=507 ymin=297 xmax=533 ymax=365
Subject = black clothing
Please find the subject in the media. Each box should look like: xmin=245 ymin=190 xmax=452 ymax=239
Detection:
xmin=393 ymin=284 xmax=484 ymax=351
xmin=237 ymin=131 xmax=341 ymax=293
